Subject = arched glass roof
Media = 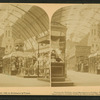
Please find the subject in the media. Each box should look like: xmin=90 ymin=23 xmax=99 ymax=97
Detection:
xmin=0 ymin=4 xmax=49 ymax=51
xmin=52 ymin=4 xmax=100 ymax=42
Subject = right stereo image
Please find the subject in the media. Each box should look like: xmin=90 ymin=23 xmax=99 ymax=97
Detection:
xmin=51 ymin=4 xmax=100 ymax=87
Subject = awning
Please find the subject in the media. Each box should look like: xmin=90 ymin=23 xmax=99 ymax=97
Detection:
xmin=3 ymin=51 xmax=25 ymax=59
xmin=3 ymin=51 xmax=34 ymax=59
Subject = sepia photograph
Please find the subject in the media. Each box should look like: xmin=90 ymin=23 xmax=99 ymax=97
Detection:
xmin=0 ymin=3 xmax=100 ymax=95
xmin=0 ymin=4 xmax=50 ymax=87
xmin=51 ymin=4 xmax=100 ymax=87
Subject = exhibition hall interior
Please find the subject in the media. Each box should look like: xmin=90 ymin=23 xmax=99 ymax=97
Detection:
xmin=0 ymin=4 xmax=100 ymax=87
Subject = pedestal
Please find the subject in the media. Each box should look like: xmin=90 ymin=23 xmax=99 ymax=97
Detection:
xmin=51 ymin=62 xmax=74 ymax=87
xmin=97 ymin=69 xmax=100 ymax=74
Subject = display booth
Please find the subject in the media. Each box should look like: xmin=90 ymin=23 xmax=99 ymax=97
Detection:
xmin=3 ymin=51 xmax=25 ymax=75
xmin=0 ymin=47 xmax=5 ymax=73
xmin=3 ymin=51 xmax=37 ymax=77
xmin=51 ymin=22 xmax=73 ymax=86
xmin=0 ymin=57 xmax=3 ymax=73
xmin=88 ymin=51 xmax=100 ymax=74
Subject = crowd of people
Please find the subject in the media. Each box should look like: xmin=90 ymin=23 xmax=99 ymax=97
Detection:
xmin=9 ymin=56 xmax=37 ymax=75
xmin=76 ymin=59 xmax=89 ymax=72
xmin=76 ymin=56 xmax=100 ymax=74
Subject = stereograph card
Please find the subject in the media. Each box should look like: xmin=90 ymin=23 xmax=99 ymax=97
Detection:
xmin=0 ymin=3 xmax=99 ymax=96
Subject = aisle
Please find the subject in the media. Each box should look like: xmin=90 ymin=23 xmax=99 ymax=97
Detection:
xmin=0 ymin=74 xmax=49 ymax=87
xmin=67 ymin=70 xmax=100 ymax=86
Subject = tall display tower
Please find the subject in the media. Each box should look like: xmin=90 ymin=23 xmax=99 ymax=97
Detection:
xmin=51 ymin=22 xmax=73 ymax=87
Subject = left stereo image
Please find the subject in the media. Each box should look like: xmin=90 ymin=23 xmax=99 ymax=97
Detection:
xmin=0 ymin=4 xmax=50 ymax=87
